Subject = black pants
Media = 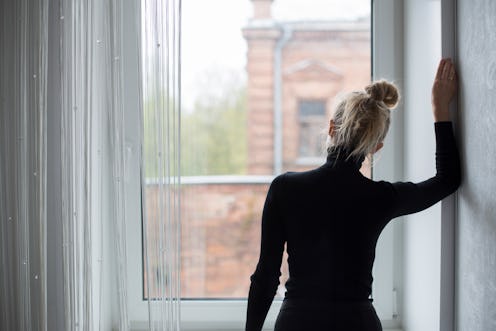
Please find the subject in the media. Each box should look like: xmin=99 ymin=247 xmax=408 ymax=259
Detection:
xmin=274 ymin=299 xmax=382 ymax=331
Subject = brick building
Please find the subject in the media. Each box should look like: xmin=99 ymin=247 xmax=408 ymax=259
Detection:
xmin=243 ymin=0 xmax=370 ymax=175
xmin=147 ymin=0 xmax=371 ymax=299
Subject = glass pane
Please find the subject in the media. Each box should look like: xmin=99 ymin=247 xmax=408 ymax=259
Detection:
xmin=299 ymin=100 xmax=326 ymax=118
xmin=298 ymin=100 xmax=327 ymax=158
xmin=144 ymin=0 xmax=371 ymax=299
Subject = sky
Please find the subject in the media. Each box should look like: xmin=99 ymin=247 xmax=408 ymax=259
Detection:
xmin=181 ymin=0 xmax=370 ymax=109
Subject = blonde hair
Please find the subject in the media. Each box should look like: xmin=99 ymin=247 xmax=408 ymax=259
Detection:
xmin=327 ymin=80 xmax=399 ymax=161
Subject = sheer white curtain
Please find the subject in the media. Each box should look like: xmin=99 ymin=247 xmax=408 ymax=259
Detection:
xmin=142 ymin=0 xmax=182 ymax=329
xmin=0 ymin=0 xmax=48 ymax=329
xmin=0 ymin=0 xmax=181 ymax=329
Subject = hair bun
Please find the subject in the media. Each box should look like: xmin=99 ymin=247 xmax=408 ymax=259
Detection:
xmin=365 ymin=80 xmax=399 ymax=109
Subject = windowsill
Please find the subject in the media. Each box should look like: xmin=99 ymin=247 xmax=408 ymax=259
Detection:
xmin=129 ymin=300 xmax=403 ymax=331
xmin=131 ymin=322 xmax=403 ymax=331
xmin=131 ymin=321 xmax=404 ymax=331
xmin=129 ymin=300 xmax=281 ymax=330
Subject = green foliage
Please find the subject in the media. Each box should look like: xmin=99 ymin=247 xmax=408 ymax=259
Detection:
xmin=142 ymin=71 xmax=247 ymax=178
xmin=181 ymin=83 xmax=247 ymax=176
xmin=142 ymin=95 xmax=181 ymax=179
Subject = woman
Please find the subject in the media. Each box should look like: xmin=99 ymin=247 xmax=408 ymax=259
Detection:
xmin=245 ymin=58 xmax=460 ymax=331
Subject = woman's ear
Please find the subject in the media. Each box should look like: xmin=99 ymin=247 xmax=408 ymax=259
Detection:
xmin=373 ymin=142 xmax=384 ymax=154
xmin=328 ymin=119 xmax=336 ymax=137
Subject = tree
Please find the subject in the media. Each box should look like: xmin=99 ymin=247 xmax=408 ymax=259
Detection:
xmin=181 ymin=70 xmax=247 ymax=176
xmin=142 ymin=69 xmax=247 ymax=178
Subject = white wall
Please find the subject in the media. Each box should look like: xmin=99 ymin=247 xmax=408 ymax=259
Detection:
xmin=455 ymin=0 xmax=496 ymax=330
xmin=402 ymin=0 xmax=442 ymax=330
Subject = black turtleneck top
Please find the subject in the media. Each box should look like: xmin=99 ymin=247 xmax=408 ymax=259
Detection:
xmin=245 ymin=122 xmax=460 ymax=331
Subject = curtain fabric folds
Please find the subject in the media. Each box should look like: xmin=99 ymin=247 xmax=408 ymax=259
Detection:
xmin=0 ymin=0 xmax=49 ymax=329
xmin=58 ymin=0 xmax=131 ymax=329
xmin=0 ymin=0 xmax=182 ymax=329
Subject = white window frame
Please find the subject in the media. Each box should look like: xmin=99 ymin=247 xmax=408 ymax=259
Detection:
xmin=369 ymin=0 xmax=405 ymax=329
xmin=124 ymin=1 xmax=405 ymax=330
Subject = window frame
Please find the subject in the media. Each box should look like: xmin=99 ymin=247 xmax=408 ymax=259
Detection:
xmin=124 ymin=0 xmax=405 ymax=330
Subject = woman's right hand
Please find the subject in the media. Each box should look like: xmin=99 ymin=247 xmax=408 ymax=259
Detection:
xmin=432 ymin=58 xmax=458 ymax=122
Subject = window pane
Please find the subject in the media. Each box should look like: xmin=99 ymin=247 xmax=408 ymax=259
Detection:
xmin=298 ymin=100 xmax=327 ymax=157
xmin=299 ymin=100 xmax=326 ymax=118
xmin=143 ymin=0 xmax=371 ymax=299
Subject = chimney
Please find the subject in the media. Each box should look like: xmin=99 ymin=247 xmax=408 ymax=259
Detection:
xmin=252 ymin=0 xmax=273 ymax=20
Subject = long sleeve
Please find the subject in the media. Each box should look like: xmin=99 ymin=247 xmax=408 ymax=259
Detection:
xmin=388 ymin=121 xmax=461 ymax=218
xmin=245 ymin=175 xmax=286 ymax=331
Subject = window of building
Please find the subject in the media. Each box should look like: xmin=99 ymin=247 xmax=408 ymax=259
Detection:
xmin=298 ymin=100 xmax=327 ymax=158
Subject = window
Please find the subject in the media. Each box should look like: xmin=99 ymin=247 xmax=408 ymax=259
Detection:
xmin=126 ymin=0 xmax=404 ymax=330
xmin=298 ymin=100 xmax=327 ymax=158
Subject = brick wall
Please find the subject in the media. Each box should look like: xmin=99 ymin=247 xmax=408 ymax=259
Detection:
xmin=145 ymin=182 xmax=289 ymax=298
xmin=243 ymin=28 xmax=281 ymax=175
